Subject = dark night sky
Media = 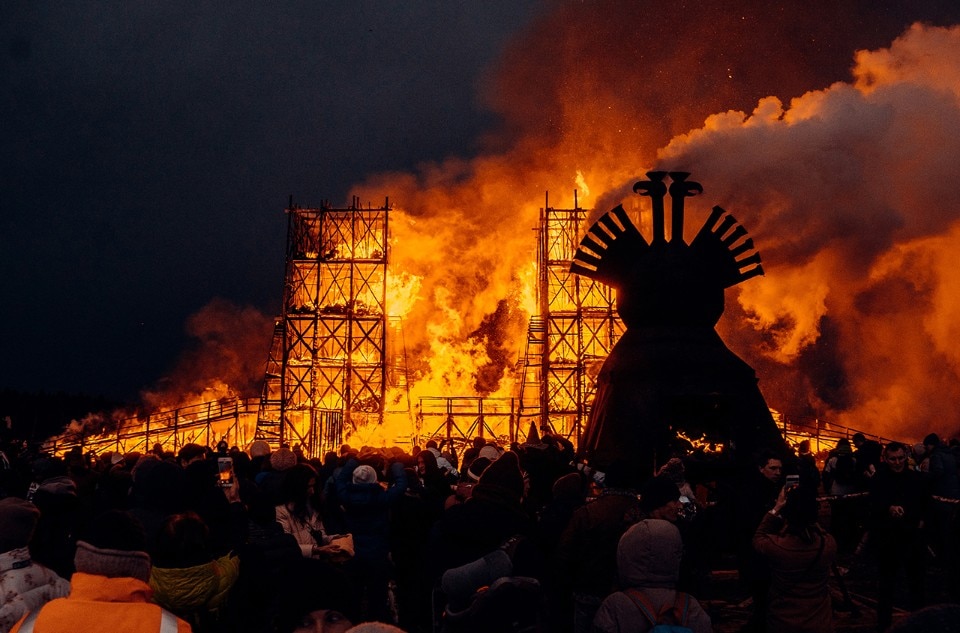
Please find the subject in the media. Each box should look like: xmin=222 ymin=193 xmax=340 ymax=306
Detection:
xmin=0 ymin=2 xmax=543 ymax=401
xmin=4 ymin=0 xmax=960 ymax=415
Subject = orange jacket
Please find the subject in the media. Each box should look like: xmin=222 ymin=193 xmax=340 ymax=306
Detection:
xmin=10 ymin=572 xmax=191 ymax=633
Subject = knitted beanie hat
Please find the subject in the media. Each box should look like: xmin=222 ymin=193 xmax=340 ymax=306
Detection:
xmin=352 ymin=464 xmax=378 ymax=485
xmin=74 ymin=540 xmax=152 ymax=584
xmin=75 ymin=510 xmax=152 ymax=583
xmin=249 ymin=440 xmax=271 ymax=458
xmin=472 ymin=451 xmax=524 ymax=504
xmin=37 ymin=475 xmax=78 ymax=497
xmin=478 ymin=445 xmax=502 ymax=461
xmin=270 ymin=447 xmax=297 ymax=472
xmin=0 ymin=497 xmax=40 ymax=552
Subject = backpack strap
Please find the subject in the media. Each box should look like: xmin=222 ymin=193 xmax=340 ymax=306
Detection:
xmin=672 ymin=591 xmax=691 ymax=626
xmin=625 ymin=589 xmax=691 ymax=627
xmin=623 ymin=588 xmax=659 ymax=626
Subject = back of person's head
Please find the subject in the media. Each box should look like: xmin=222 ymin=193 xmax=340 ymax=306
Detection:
xmin=75 ymin=510 xmax=151 ymax=582
xmin=781 ymin=485 xmax=820 ymax=534
xmin=639 ymin=475 xmax=680 ymax=514
xmin=616 ymin=519 xmax=682 ymax=589
xmin=154 ymin=511 xmax=211 ymax=568
xmin=466 ymin=456 xmax=491 ymax=482
xmin=132 ymin=459 xmax=185 ymax=513
xmin=271 ymin=447 xmax=298 ymax=472
xmin=471 ymin=451 xmax=524 ymax=506
xmin=551 ymin=472 xmax=586 ymax=505
xmin=0 ymin=497 xmax=40 ymax=552
xmin=603 ymin=458 xmax=642 ymax=490
xmin=352 ymin=464 xmax=379 ymax=485
xmin=249 ymin=440 xmax=271 ymax=459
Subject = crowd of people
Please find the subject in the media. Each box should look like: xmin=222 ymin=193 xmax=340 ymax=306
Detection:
xmin=0 ymin=429 xmax=958 ymax=633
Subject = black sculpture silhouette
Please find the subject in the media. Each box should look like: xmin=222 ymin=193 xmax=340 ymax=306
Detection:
xmin=571 ymin=171 xmax=783 ymax=474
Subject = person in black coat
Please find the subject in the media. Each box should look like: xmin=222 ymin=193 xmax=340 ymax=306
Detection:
xmin=868 ymin=441 xmax=931 ymax=632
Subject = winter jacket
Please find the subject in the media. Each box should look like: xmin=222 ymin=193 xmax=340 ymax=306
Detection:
xmin=9 ymin=572 xmax=191 ymax=633
xmin=0 ymin=547 xmax=69 ymax=633
xmin=927 ymin=445 xmax=960 ymax=499
xmin=753 ymin=513 xmax=837 ymax=633
xmin=592 ymin=520 xmax=712 ymax=633
xmin=428 ymin=486 xmax=534 ymax=580
xmin=556 ymin=489 xmax=641 ymax=598
xmin=335 ymin=459 xmax=408 ymax=562
xmin=149 ymin=554 xmax=239 ymax=617
xmin=275 ymin=503 xmax=328 ymax=558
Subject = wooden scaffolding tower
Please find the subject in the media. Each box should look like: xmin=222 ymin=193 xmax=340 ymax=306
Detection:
xmin=517 ymin=195 xmax=624 ymax=446
xmin=256 ymin=198 xmax=389 ymax=456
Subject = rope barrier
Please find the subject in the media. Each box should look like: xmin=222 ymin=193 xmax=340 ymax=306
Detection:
xmin=814 ymin=491 xmax=960 ymax=504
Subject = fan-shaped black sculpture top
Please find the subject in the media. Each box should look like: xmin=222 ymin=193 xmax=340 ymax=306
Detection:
xmin=571 ymin=171 xmax=763 ymax=328
xmin=570 ymin=172 xmax=782 ymax=476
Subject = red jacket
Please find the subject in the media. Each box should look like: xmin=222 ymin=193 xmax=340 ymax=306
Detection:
xmin=11 ymin=572 xmax=191 ymax=633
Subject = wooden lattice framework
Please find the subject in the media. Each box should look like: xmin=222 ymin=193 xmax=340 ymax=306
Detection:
xmin=517 ymin=197 xmax=624 ymax=445
xmin=256 ymin=199 xmax=388 ymax=456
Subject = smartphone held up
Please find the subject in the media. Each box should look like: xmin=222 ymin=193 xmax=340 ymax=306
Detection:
xmin=218 ymin=457 xmax=234 ymax=488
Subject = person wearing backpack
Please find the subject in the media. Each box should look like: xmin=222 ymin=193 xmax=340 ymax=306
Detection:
xmin=822 ymin=439 xmax=860 ymax=555
xmin=591 ymin=519 xmax=711 ymax=633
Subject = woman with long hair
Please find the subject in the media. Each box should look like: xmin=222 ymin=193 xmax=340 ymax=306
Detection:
xmin=753 ymin=484 xmax=838 ymax=633
xmin=275 ymin=463 xmax=342 ymax=559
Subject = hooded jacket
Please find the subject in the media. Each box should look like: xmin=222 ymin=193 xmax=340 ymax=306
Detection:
xmin=591 ymin=519 xmax=712 ymax=633
xmin=0 ymin=547 xmax=70 ymax=633
xmin=149 ymin=554 xmax=239 ymax=616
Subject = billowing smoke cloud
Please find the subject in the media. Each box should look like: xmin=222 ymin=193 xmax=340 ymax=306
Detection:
xmin=354 ymin=8 xmax=960 ymax=442
xmin=139 ymin=298 xmax=275 ymax=410
xmin=654 ymin=24 xmax=960 ymax=440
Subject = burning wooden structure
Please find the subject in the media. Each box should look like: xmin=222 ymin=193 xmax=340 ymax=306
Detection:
xmin=516 ymin=197 xmax=623 ymax=445
xmin=254 ymin=198 xmax=395 ymax=455
xmin=570 ymin=171 xmax=785 ymax=471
